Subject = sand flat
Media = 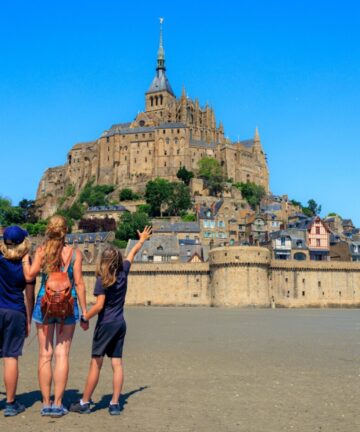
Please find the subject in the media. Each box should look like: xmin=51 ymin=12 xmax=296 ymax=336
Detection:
xmin=0 ymin=307 xmax=359 ymax=431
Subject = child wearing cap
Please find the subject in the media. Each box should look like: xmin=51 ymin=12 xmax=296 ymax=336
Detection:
xmin=0 ymin=226 xmax=36 ymax=417
xmin=70 ymin=226 xmax=151 ymax=416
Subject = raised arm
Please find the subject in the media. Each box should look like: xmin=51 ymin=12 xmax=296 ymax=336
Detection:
xmin=126 ymin=226 xmax=152 ymax=264
xmin=22 ymin=247 xmax=44 ymax=282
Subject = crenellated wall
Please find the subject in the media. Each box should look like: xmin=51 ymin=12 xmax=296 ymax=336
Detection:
xmin=67 ymin=247 xmax=360 ymax=308
xmin=270 ymin=260 xmax=360 ymax=307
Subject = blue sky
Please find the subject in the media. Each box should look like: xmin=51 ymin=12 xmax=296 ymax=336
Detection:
xmin=1 ymin=0 xmax=359 ymax=225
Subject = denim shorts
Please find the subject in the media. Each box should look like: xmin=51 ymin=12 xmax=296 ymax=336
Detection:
xmin=32 ymin=286 xmax=79 ymax=325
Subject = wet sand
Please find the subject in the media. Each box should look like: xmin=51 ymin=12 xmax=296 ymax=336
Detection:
xmin=0 ymin=307 xmax=359 ymax=431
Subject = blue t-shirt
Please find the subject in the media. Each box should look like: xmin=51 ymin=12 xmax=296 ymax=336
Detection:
xmin=94 ymin=260 xmax=131 ymax=324
xmin=0 ymin=252 xmax=27 ymax=314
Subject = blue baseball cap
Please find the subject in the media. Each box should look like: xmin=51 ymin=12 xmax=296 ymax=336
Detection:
xmin=3 ymin=226 xmax=29 ymax=245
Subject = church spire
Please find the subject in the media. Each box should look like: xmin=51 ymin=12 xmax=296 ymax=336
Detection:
xmin=254 ymin=126 xmax=260 ymax=142
xmin=157 ymin=17 xmax=165 ymax=71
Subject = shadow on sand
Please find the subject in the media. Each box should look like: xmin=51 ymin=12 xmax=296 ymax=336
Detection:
xmin=92 ymin=386 xmax=149 ymax=412
xmin=0 ymin=386 xmax=148 ymax=413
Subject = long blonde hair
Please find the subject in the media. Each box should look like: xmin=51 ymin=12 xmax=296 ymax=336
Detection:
xmin=0 ymin=238 xmax=31 ymax=261
xmin=42 ymin=215 xmax=68 ymax=273
xmin=96 ymin=247 xmax=123 ymax=288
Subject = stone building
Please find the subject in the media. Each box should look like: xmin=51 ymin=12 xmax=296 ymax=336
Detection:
xmin=36 ymin=21 xmax=269 ymax=218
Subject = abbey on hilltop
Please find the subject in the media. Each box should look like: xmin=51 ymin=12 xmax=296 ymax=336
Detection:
xmin=36 ymin=20 xmax=269 ymax=217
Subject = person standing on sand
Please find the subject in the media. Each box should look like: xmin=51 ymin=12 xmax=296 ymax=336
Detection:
xmin=0 ymin=226 xmax=35 ymax=417
xmin=22 ymin=215 xmax=88 ymax=417
xmin=70 ymin=226 xmax=152 ymax=416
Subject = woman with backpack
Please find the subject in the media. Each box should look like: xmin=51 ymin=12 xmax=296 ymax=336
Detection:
xmin=22 ymin=215 xmax=88 ymax=417
xmin=0 ymin=226 xmax=35 ymax=417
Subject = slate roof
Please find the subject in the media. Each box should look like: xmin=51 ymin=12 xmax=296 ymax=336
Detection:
xmin=239 ymin=139 xmax=255 ymax=149
xmin=189 ymin=139 xmax=217 ymax=148
xmin=87 ymin=205 xmax=129 ymax=213
xmin=261 ymin=203 xmax=282 ymax=212
xmin=125 ymin=235 xmax=180 ymax=261
xmin=157 ymin=122 xmax=187 ymax=129
xmin=147 ymin=69 xmax=175 ymax=96
xmin=152 ymin=222 xmax=200 ymax=233
xmin=198 ymin=200 xmax=224 ymax=220
xmin=66 ymin=232 xmax=113 ymax=244
xmin=270 ymin=229 xmax=307 ymax=250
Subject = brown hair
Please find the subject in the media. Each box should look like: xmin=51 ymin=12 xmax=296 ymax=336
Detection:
xmin=96 ymin=246 xmax=123 ymax=288
xmin=42 ymin=215 xmax=68 ymax=273
xmin=0 ymin=237 xmax=31 ymax=261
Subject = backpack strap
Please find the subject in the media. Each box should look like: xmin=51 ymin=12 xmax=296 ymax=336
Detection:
xmin=62 ymin=248 xmax=74 ymax=273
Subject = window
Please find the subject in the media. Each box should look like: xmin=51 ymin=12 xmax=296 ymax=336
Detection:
xmin=281 ymin=237 xmax=286 ymax=246
xmin=316 ymin=227 xmax=320 ymax=235
xmin=218 ymin=221 xmax=225 ymax=228
xmin=316 ymin=239 xmax=321 ymax=247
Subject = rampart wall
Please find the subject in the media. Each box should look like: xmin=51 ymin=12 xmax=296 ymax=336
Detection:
xmin=77 ymin=248 xmax=360 ymax=308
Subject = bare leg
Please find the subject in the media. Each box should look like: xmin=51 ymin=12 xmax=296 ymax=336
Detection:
xmin=111 ymin=358 xmax=124 ymax=404
xmin=37 ymin=324 xmax=55 ymax=405
xmin=82 ymin=357 xmax=104 ymax=403
xmin=4 ymin=357 xmax=18 ymax=403
xmin=53 ymin=324 xmax=75 ymax=406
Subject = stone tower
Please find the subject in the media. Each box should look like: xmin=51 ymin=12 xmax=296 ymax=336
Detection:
xmin=145 ymin=18 xmax=176 ymax=113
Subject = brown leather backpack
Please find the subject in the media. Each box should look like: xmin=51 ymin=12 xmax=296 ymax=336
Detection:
xmin=41 ymin=251 xmax=75 ymax=325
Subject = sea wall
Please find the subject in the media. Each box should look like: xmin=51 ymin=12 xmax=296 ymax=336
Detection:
xmin=74 ymin=248 xmax=360 ymax=308
xmin=83 ymin=262 xmax=210 ymax=306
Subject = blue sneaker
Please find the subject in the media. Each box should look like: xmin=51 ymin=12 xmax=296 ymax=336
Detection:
xmin=40 ymin=405 xmax=52 ymax=416
xmin=4 ymin=400 xmax=25 ymax=417
xmin=69 ymin=400 xmax=91 ymax=414
xmin=51 ymin=404 xmax=69 ymax=417
xmin=108 ymin=403 xmax=121 ymax=416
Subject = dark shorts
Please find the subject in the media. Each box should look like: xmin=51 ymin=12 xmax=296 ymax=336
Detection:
xmin=92 ymin=320 xmax=127 ymax=358
xmin=0 ymin=308 xmax=26 ymax=358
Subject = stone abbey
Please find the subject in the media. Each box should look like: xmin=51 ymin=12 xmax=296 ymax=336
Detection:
xmin=36 ymin=21 xmax=269 ymax=216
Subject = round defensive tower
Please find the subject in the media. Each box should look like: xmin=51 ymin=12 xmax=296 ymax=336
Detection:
xmin=209 ymin=246 xmax=271 ymax=307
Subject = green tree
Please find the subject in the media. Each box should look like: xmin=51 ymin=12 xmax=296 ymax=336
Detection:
xmin=19 ymin=199 xmax=38 ymax=223
xmin=119 ymin=188 xmax=140 ymax=201
xmin=307 ymin=199 xmax=322 ymax=216
xmin=23 ymin=220 xmax=47 ymax=236
xmin=79 ymin=182 xmax=115 ymax=206
xmin=64 ymin=184 xmax=76 ymax=197
xmin=290 ymin=199 xmax=302 ymax=208
xmin=145 ymin=178 xmax=173 ymax=216
xmin=176 ymin=166 xmax=194 ymax=186
xmin=197 ymin=157 xmax=225 ymax=196
xmin=181 ymin=212 xmax=197 ymax=222
xmin=116 ymin=210 xmax=150 ymax=241
xmin=0 ymin=197 xmax=26 ymax=226
xmin=167 ymin=183 xmax=192 ymax=216
xmin=234 ymin=182 xmax=266 ymax=210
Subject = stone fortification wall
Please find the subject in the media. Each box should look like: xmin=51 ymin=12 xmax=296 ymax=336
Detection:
xmin=66 ymin=249 xmax=360 ymax=308
xmin=270 ymin=260 xmax=360 ymax=307
xmin=83 ymin=262 xmax=210 ymax=306
xmin=208 ymin=247 xmax=271 ymax=307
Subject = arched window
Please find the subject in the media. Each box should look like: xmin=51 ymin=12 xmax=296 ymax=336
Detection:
xmin=155 ymin=96 xmax=158 ymax=105
xmin=150 ymin=96 xmax=154 ymax=107
xmin=160 ymin=95 xmax=163 ymax=105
